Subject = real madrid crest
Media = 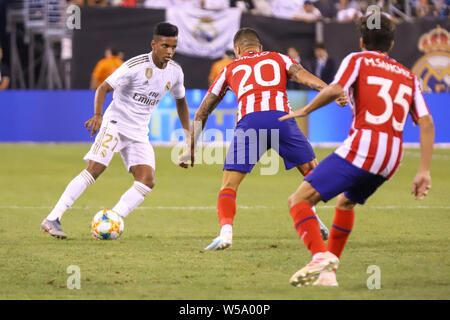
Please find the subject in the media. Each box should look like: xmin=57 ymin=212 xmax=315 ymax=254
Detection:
xmin=165 ymin=81 xmax=171 ymax=91
xmin=194 ymin=17 xmax=218 ymax=44
xmin=145 ymin=68 xmax=153 ymax=79
xmin=411 ymin=25 xmax=450 ymax=93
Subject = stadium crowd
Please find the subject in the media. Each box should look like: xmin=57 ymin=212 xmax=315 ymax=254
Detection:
xmin=68 ymin=0 xmax=450 ymax=20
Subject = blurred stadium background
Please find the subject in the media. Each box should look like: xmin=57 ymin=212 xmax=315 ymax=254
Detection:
xmin=0 ymin=1 xmax=449 ymax=301
xmin=0 ymin=0 xmax=448 ymax=145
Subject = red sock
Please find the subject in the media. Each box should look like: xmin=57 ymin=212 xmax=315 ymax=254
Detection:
xmin=217 ymin=188 xmax=236 ymax=227
xmin=290 ymin=202 xmax=327 ymax=256
xmin=328 ymin=208 xmax=354 ymax=259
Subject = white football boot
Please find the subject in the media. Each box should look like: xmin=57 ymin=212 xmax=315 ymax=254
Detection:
xmin=313 ymin=270 xmax=339 ymax=287
xmin=290 ymin=251 xmax=339 ymax=287
xmin=204 ymin=231 xmax=232 ymax=250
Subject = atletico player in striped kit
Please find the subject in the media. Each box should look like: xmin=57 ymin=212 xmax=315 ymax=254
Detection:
xmin=280 ymin=14 xmax=435 ymax=287
xmin=179 ymin=28 xmax=348 ymax=250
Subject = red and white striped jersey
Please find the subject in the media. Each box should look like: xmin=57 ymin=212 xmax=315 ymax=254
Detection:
xmin=208 ymin=51 xmax=296 ymax=122
xmin=331 ymin=51 xmax=430 ymax=179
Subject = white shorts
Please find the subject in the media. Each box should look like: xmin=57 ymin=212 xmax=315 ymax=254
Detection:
xmin=83 ymin=120 xmax=155 ymax=172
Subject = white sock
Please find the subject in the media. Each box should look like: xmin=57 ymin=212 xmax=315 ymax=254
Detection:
xmin=311 ymin=206 xmax=327 ymax=230
xmin=46 ymin=170 xmax=95 ymax=221
xmin=312 ymin=252 xmax=327 ymax=260
xmin=112 ymin=181 xmax=151 ymax=218
xmin=220 ymin=224 xmax=233 ymax=237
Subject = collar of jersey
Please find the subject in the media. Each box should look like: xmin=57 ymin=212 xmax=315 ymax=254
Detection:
xmin=148 ymin=51 xmax=155 ymax=67
xmin=242 ymin=51 xmax=259 ymax=57
xmin=371 ymin=50 xmax=390 ymax=59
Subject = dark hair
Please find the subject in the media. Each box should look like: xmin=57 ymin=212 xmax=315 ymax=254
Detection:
xmin=357 ymin=14 xmax=395 ymax=52
xmin=154 ymin=22 xmax=178 ymax=38
xmin=105 ymin=46 xmax=119 ymax=56
xmin=225 ymin=49 xmax=235 ymax=58
xmin=314 ymin=43 xmax=326 ymax=50
xmin=233 ymin=28 xmax=261 ymax=46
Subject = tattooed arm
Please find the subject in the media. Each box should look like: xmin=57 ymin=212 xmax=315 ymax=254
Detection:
xmin=279 ymin=83 xmax=345 ymax=121
xmin=288 ymin=64 xmax=327 ymax=91
xmin=288 ymin=63 xmax=348 ymax=107
xmin=193 ymin=92 xmax=222 ymax=131
xmin=179 ymin=92 xmax=223 ymax=168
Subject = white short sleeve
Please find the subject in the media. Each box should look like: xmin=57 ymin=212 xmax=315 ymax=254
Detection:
xmin=105 ymin=63 xmax=132 ymax=89
xmin=208 ymin=67 xmax=228 ymax=98
xmin=410 ymin=75 xmax=430 ymax=124
xmin=278 ymin=53 xmax=296 ymax=72
xmin=170 ymin=69 xmax=186 ymax=99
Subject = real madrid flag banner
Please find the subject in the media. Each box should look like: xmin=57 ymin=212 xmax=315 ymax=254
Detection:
xmin=411 ymin=25 xmax=450 ymax=93
xmin=166 ymin=7 xmax=242 ymax=59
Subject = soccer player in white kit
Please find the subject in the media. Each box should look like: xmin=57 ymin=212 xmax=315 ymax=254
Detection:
xmin=41 ymin=23 xmax=190 ymax=239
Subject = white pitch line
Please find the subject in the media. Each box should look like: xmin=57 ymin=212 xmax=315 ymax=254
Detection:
xmin=403 ymin=151 xmax=450 ymax=160
xmin=0 ymin=205 xmax=449 ymax=210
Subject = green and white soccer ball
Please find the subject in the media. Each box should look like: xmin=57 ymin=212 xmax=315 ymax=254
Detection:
xmin=91 ymin=209 xmax=124 ymax=240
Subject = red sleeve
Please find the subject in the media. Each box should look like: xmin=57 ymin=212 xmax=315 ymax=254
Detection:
xmin=331 ymin=52 xmax=362 ymax=91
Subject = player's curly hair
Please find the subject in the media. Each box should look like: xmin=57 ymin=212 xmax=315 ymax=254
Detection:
xmin=357 ymin=14 xmax=395 ymax=53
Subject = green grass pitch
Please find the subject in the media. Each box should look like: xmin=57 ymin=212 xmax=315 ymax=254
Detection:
xmin=0 ymin=144 xmax=449 ymax=299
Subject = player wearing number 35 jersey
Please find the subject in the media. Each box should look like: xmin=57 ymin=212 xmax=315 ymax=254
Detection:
xmin=41 ymin=23 xmax=191 ymax=239
xmin=179 ymin=28 xmax=349 ymax=250
xmin=281 ymin=14 xmax=435 ymax=288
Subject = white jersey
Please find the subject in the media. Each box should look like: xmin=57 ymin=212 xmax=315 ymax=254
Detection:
xmin=104 ymin=52 xmax=185 ymax=142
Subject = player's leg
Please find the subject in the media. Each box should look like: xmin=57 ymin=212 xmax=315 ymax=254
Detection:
xmin=314 ymin=173 xmax=386 ymax=286
xmin=112 ymin=138 xmax=155 ymax=219
xmin=275 ymin=112 xmax=329 ymax=241
xmin=41 ymin=121 xmax=118 ymax=238
xmin=41 ymin=162 xmax=107 ymax=238
xmin=313 ymin=193 xmax=356 ymax=287
xmin=325 ymin=172 xmax=385 ymax=262
xmin=111 ymin=164 xmax=153 ymax=218
xmin=287 ymin=180 xmax=340 ymax=287
xmin=290 ymin=153 xmax=387 ymax=287
xmin=296 ymin=159 xmax=329 ymax=240
xmin=328 ymin=193 xmax=356 ymax=259
xmin=288 ymin=181 xmax=329 ymax=256
xmin=41 ymin=161 xmax=103 ymax=239
xmin=205 ymin=115 xmax=261 ymax=250
xmin=204 ymin=170 xmax=247 ymax=250
xmin=295 ymin=158 xmax=317 ymax=175
xmin=288 ymin=153 xmax=360 ymax=287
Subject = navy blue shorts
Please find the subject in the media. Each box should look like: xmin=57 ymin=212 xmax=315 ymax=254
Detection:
xmin=224 ymin=110 xmax=315 ymax=173
xmin=305 ymin=153 xmax=387 ymax=204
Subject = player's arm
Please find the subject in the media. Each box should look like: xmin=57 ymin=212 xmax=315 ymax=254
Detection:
xmin=179 ymin=92 xmax=222 ymax=168
xmin=194 ymin=92 xmax=222 ymax=128
xmin=84 ymin=81 xmax=114 ymax=137
xmin=289 ymin=64 xmax=326 ymax=91
xmin=175 ymin=97 xmax=191 ymax=142
xmin=412 ymin=114 xmax=434 ymax=200
xmin=288 ymin=64 xmax=348 ymax=106
xmin=192 ymin=92 xmax=222 ymax=161
xmin=279 ymin=83 xmax=344 ymax=121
